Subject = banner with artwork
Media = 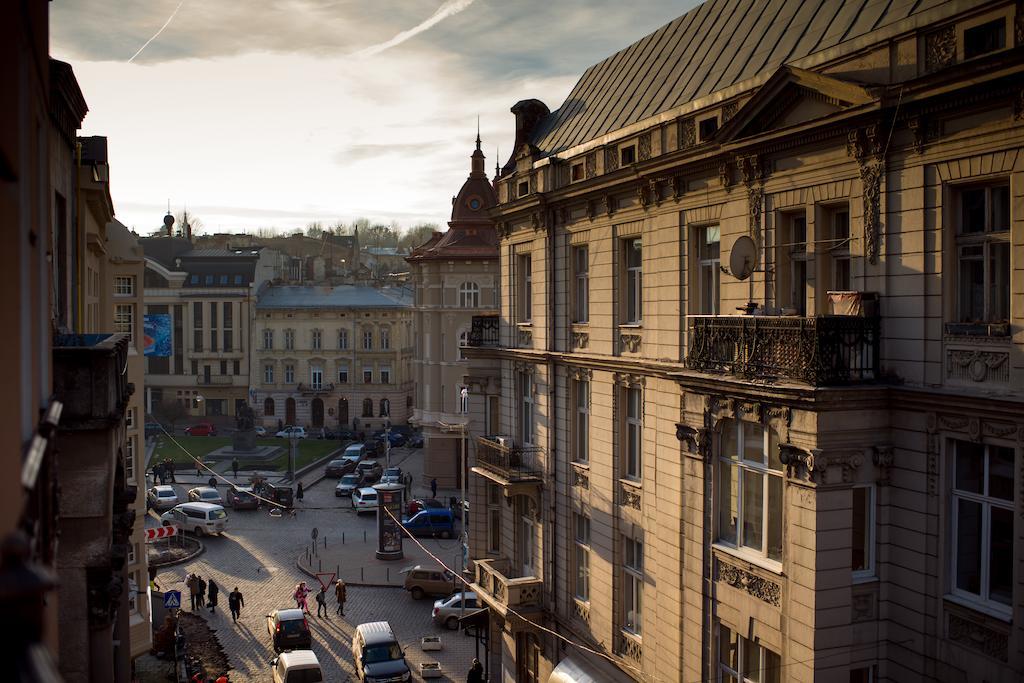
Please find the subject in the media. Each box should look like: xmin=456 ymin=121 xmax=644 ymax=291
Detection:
xmin=143 ymin=314 xmax=171 ymax=356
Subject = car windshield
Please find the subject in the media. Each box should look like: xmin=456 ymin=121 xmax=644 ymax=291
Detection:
xmin=384 ymin=469 xmax=400 ymax=476
xmin=158 ymin=490 xmax=175 ymax=497
xmin=363 ymin=493 xmax=377 ymax=502
xmin=340 ymin=475 xmax=358 ymax=485
xmin=362 ymin=643 xmax=402 ymax=664
xmin=210 ymin=509 xmax=227 ymax=520
xmin=280 ymin=619 xmax=307 ymax=635
xmin=202 ymin=491 xmax=219 ymax=499
xmin=329 ymin=460 xmax=344 ymax=467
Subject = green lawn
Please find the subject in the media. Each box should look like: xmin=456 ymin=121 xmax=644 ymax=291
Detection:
xmin=152 ymin=435 xmax=346 ymax=472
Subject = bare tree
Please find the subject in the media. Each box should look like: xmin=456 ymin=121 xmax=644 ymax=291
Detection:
xmin=399 ymin=223 xmax=439 ymax=250
xmin=156 ymin=399 xmax=188 ymax=432
xmin=174 ymin=210 xmax=204 ymax=237
xmin=306 ymin=221 xmax=324 ymax=238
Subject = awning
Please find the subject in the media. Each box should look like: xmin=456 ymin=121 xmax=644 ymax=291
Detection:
xmin=548 ymin=653 xmax=634 ymax=683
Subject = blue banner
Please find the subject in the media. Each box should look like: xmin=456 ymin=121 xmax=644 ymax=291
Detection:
xmin=143 ymin=314 xmax=171 ymax=357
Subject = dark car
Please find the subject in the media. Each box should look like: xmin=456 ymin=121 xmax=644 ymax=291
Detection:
xmin=335 ymin=428 xmax=358 ymax=441
xmin=264 ymin=483 xmax=293 ymax=508
xmin=324 ymin=458 xmax=355 ymax=478
xmin=406 ymin=433 xmax=424 ymax=448
xmin=373 ymin=431 xmax=406 ymax=447
xmin=355 ymin=460 xmax=383 ymax=484
xmin=402 ymin=509 xmax=456 ymax=539
xmin=266 ymin=608 xmax=312 ymax=653
xmin=316 ymin=427 xmax=336 ymax=440
xmin=184 ymin=422 xmax=217 ymax=437
xmin=225 ymin=486 xmax=259 ymax=510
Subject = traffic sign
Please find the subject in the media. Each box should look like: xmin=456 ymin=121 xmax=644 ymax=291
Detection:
xmin=163 ymin=590 xmax=182 ymax=609
xmin=146 ymin=525 xmax=178 ymax=542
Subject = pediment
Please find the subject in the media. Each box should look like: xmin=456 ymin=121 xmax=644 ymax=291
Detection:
xmin=717 ymin=66 xmax=878 ymax=142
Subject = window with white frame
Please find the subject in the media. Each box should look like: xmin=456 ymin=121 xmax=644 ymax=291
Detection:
xmin=263 ymin=328 xmax=273 ymax=349
xmin=827 ymin=206 xmax=851 ymax=291
xmin=457 ymin=386 xmax=469 ymax=414
xmin=518 ymin=255 xmax=532 ymax=323
xmin=380 ymin=326 xmax=391 ymax=350
xmin=310 ymin=366 xmax=323 ymax=390
xmin=114 ymin=275 xmax=134 ymax=296
xmin=380 ymin=365 xmax=391 ymax=385
xmin=115 ymin=304 xmax=134 ymax=342
xmin=573 ymin=246 xmax=589 ymax=323
xmin=311 ymin=328 xmax=322 ymax=350
xmin=574 ymin=513 xmax=590 ymax=602
xmin=458 ymin=330 xmax=470 ymax=360
xmin=263 ymin=364 xmax=274 ymax=384
xmin=284 ymin=364 xmax=295 ymax=384
xmin=956 ymin=184 xmax=1010 ymax=324
xmin=338 ymin=328 xmax=349 ymax=349
xmin=622 ymin=535 xmax=643 ymax=635
xmin=363 ymin=366 xmax=373 ymax=384
xmin=779 ymin=212 xmax=809 ymax=316
xmin=574 ymin=378 xmax=589 ymax=463
xmin=624 ymin=386 xmax=642 ymax=479
xmin=127 ymin=542 xmax=136 ymax=565
xmin=284 ymin=329 xmax=295 ymax=350
xmin=380 ymin=398 xmax=390 ymax=417
xmin=362 ymin=398 xmax=373 ymax=417
xmin=951 ymin=439 xmax=1014 ymax=610
xmin=363 ymin=328 xmax=373 ymax=350
xmin=519 ymin=371 xmax=534 ymax=446
xmin=338 ymin=364 xmax=349 ymax=384
xmin=125 ymin=408 xmax=135 ymax=429
xmin=718 ymin=623 xmax=781 ymax=683
xmin=623 ymin=238 xmax=642 ymax=323
xmin=717 ymin=420 xmax=783 ymax=562
xmin=127 ymin=571 xmax=139 ymax=614
xmin=852 ymin=484 xmax=875 ymax=579
xmin=459 ymin=281 xmax=480 ymax=308
xmin=697 ymin=225 xmax=720 ymax=314
xmin=124 ymin=437 xmax=135 ymax=483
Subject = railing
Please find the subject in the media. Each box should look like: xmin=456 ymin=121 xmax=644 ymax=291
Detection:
xmin=196 ymin=375 xmax=233 ymax=386
xmin=475 ymin=436 xmax=544 ymax=481
xmin=52 ymin=333 xmax=130 ymax=427
xmin=296 ymin=382 xmax=336 ymax=394
xmin=467 ymin=315 xmax=500 ymax=347
xmin=473 ymin=558 xmax=543 ymax=610
xmin=686 ymin=315 xmax=879 ymax=386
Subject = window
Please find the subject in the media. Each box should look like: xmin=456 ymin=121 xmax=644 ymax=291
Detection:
xmin=126 ymin=408 xmax=135 ymax=428
xmin=778 ymin=212 xmax=809 ymax=315
xmin=114 ymin=275 xmax=134 ymax=296
xmin=189 ymin=274 xmax=199 ymax=285
xmin=623 ymin=536 xmax=643 ymax=635
xmin=264 ymin=364 xmax=274 ymax=384
xmin=458 ymin=330 xmax=470 ymax=360
xmin=964 ymin=19 xmax=1006 ymax=59
xmin=233 ymin=274 xmax=243 ymax=285
xmin=363 ymin=328 xmax=373 ymax=350
xmin=459 ymin=282 xmax=480 ymax=308
xmin=849 ymin=667 xmax=874 ymax=683
xmin=624 ymin=238 xmax=642 ymax=323
xmin=573 ymin=246 xmax=589 ymax=323
xmin=114 ymin=304 xmax=134 ymax=342
xmin=263 ymin=329 xmax=273 ymax=349
xmin=852 ymin=485 xmax=875 ymax=579
xmin=311 ymin=329 xmax=322 ymax=350
xmin=956 ymin=184 xmax=1010 ymax=323
xmin=519 ymin=371 xmax=534 ymax=446
xmin=124 ymin=437 xmax=135 ymax=483
xmin=698 ymin=116 xmax=719 ymax=141
xmin=572 ymin=379 xmax=589 ymax=463
xmin=362 ymin=398 xmax=373 ymax=417
xmin=223 ymin=302 xmax=233 ymax=350
xmin=620 ymin=145 xmax=636 ymax=165
xmin=380 ymin=366 xmax=391 ymax=385
xmin=338 ymin=364 xmax=349 ymax=384
xmin=951 ymin=440 xmax=1014 ymax=610
xmin=363 ymin=366 xmax=373 ymax=384
xmin=380 ymin=326 xmax=390 ymax=350
xmin=518 ymin=255 xmax=533 ymax=323
xmin=205 ymin=275 xmax=214 ymax=285
xmin=697 ymin=225 xmax=720 ymax=314
xmin=220 ymin=360 xmax=228 ymax=375
xmin=571 ymin=162 xmax=584 ymax=182
xmin=487 ymin=484 xmax=501 ymax=553
xmin=338 ymin=328 xmax=349 ymax=350
xmin=311 ymin=367 xmax=323 ymax=390
xmin=621 ymin=386 xmax=643 ymax=479
xmin=284 ymin=329 xmax=294 ymax=350
xmin=826 ymin=206 xmax=851 ymax=291
xmin=284 ymin=364 xmax=295 ymax=384
xmin=233 ymin=360 xmax=240 ymax=375
xmin=518 ymin=180 xmax=529 ymax=197
xmin=718 ymin=623 xmax=781 ymax=683
xmin=191 ymin=359 xmax=198 ymax=375
xmin=574 ymin=513 xmax=590 ymax=601
xmin=380 ymin=399 xmax=390 ymax=417
xmin=264 ymin=397 xmax=275 ymax=416
xmin=717 ymin=420 xmax=783 ymax=562
xmin=458 ymin=386 xmax=468 ymax=414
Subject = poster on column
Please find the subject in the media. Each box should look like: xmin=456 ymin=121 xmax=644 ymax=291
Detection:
xmin=143 ymin=314 xmax=171 ymax=356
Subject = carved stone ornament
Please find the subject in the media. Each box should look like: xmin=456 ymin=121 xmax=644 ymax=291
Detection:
xmin=672 ymin=175 xmax=686 ymax=199
xmin=605 ymin=147 xmax=619 ymax=173
xmin=719 ymin=161 xmax=733 ymax=190
xmin=530 ymin=212 xmax=543 ymax=233
xmin=618 ymin=481 xmax=641 ymax=510
xmin=679 ymin=117 xmax=696 ymax=149
xmin=819 ymin=451 xmax=865 ymax=483
xmin=872 ymin=445 xmax=894 ymax=484
xmin=512 ymin=360 xmax=535 ymax=374
xmin=847 ymin=126 xmax=884 ymax=265
xmin=946 ymin=349 xmax=1009 ymax=383
xmin=851 ymin=590 xmax=876 ymax=622
xmin=723 ymin=101 xmax=738 ymax=122
xmin=572 ymin=467 xmax=590 ymax=490
xmin=637 ymin=182 xmax=652 ymax=208
xmin=675 ymin=423 xmax=698 ymax=450
xmin=585 ymin=152 xmax=597 ymax=179
xmin=556 ymin=207 xmax=568 ymax=226
xmin=613 ymin=372 xmax=645 ymax=388
xmin=568 ymin=366 xmax=593 ymax=382
xmin=908 ymin=115 xmax=940 ymax=154
xmin=619 ymin=334 xmax=642 ymax=353
xmin=925 ymin=25 xmax=956 ymax=72
xmin=586 ymin=199 xmax=596 ymax=221
xmin=603 ymin=194 xmax=616 ymax=216
xmin=571 ymin=331 xmax=589 ymax=349
xmin=497 ymin=221 xmax=511 ymax=239
xmin=638 ymin=132 xmax=652 ymax=161
xmin=715 ymin=558 xmax=781 ymax=607
xmin=947 ymin=612 xmax=1008 ymax=662
xmin=779 ymin=443 xmax=817 ymax=482
xmin=516 ymin=328 xmax=533 ymax=348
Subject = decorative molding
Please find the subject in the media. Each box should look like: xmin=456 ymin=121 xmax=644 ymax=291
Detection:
xmin=638 ymin=133 xmax=652 ymax=162
xmin=618 ymin=481 xmax=641 ymax=510
xmin=585 ymin=152 xmax=597 ymax=179
xmin=605 ymin=146 xmax=619 ymax=173
xmin=737 ymin=401 xmax=762 ymax=423
xmin=603 ymin=194 xmax=616 ymax=217
xmin=852 ymin=590 xmax=876 ymax=622
xmin=586 ymin=199 xmax=596 ymax=221
xmin=779 ymin=443 xmax=820 ymax=483
xmin=818 ymin=451 xmax=865 ymax=483
xmin=847 ymin=125 xmax=884 ymax=264
xmin=872 ymin=445 xmax=894 ymax=484
xmin=615 ymin=631 xmax=643 ymax=667
xmin=722 ymin=101 xmax=738 ymax=122
xmin=946 ymin=349 xmax=1009 ymax=384
xmin=925 ymin=25 xmax=956 ymax=72
xmin=530 ymin=211 xmax=544 ymax=233
xmin=571 ymin=467 xmax=590 ymax=490
xmin=672 ymin=175 xmax=686 ymax=199
xmin=715 ymin=558 xmax=781 ymax=607
xmin=571 ymin=598 xmax=590 ymax=625
xmin=907 ymin=115 xmax=940 ymax=154
xmin=619 ymin=333 xmax=642 ymax=353
xmin=556 ymin=207 xmax=569 ymax=226
xmin=947 ymin=612 xmax=1008 ymax=662
xmin=679 ymin=117 xmax=696 ymax=149
xmin=719 ymin=161 xmax=733 ymax=190
xmin=497 ymin=221 xmax=511 ymax=239
xmin=571 ymin=331 xmax=589 ymax=349
xmin=613 ymin=372 xmax=645 ymax=388
xmin=567 ymin=366 xmax=592 ymax=382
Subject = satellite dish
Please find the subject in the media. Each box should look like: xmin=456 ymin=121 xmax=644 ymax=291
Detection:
xmin=729 ymin=235 xmax=757 ymax=280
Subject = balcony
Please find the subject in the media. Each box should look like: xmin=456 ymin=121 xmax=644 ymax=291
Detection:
xmin=474 ymin=436 xmax=543 ymax=481
xmin=471 ymin=557 xmax=543 ymax=617
xmin=467 ymin=315 xmax=499 ymax=347
xmin=297 ymin=382 xmax=335 ymax=395
xmin=686 ymin=315 xmax=879 ymax=386
xmin=53 ymin=333 xmax=131 ymax=429
xmin=196 ymin=375 xmax=233 ymax=386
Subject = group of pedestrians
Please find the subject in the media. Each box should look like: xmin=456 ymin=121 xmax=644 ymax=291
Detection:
xmin=153 ymin=458 xmax=176 ymax=484
xmin=293 ymin=579 xmax=346 ymax=618
xmin=186 ymin=573 xmax=244 ymax=623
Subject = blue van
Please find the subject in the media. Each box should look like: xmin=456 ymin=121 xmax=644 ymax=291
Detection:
xmin=402 ymin=508 xmax=455 ymax=539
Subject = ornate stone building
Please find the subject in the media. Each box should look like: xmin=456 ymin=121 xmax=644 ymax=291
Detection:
xmin=251 ymin=285 xmax=414 ymax=434
xmin=465 ymin=1 xmax=1024 ymax=682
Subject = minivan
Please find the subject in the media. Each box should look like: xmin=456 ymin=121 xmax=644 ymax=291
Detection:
xmin=351 ymin=487 xmax=379 ymax=514
xmin=402 ymin=508 xmax=455 ymax=539
xmin=160 ymin=502 xmax=228 ymax=536
xmin=271 ymin=649 xmax=322 ymax=683
xmin=351 ymin=621 xmax=410 ymax=682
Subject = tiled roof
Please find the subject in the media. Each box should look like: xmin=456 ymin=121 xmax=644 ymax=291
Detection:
xmin=531 ymin=0 xmax=957 ymax=155
xmin=256 ymin=285 xmax=414 ymax=309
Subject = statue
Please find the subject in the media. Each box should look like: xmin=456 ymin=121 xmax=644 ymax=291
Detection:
xmin=232 ymin=404 xmax=258 ymax=452
xmin=235 ymin=404 xmax=255 ymax=432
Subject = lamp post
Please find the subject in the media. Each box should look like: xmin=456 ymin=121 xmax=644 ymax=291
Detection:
xmin=385 ymin=420 xmax=392 ymax=469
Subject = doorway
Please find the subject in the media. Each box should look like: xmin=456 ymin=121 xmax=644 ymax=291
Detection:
xmin=311 ymin=398 xmax=324 ymax=427
xmin=285 ymin=397 xmax=296 ymax=425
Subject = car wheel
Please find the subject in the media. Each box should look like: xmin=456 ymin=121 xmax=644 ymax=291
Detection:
xmin=446 ymin=616 xmax=459 ymax=631
xmin=440 ymin=530 xmax=452 ymax=539
xmin=411 ymin=587 xmax=424 ymax=600
xmin=194 ymin=527 xmax=204 ymax=536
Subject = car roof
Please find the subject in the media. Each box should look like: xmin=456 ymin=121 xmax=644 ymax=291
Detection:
xmin=355 ymin=621 xmax=397 ymax=644
xmin=152 ymin=485 xmax=175 ymax=492
xmin=359 ymin=459 xmax=379 ymax=466
xmin=190 ymin=487 xmax=218 ymax=494
xmin=278 ymin=650 xmax=320 ymax=668
xmin=356 ymin=487 xmax=377 ymax=495
xmin=274 ymin=608 xmax=305 ymax=620
xmin=174 ymin=502 xmax=224 ymax=511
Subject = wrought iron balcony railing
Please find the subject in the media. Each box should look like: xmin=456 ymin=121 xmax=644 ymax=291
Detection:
xmin=475 ymin=436 xmax=544 ymax=481
xmin=296 ymin=382 xmax=336 ymax=394
xmin=473 ymin=557 xmax=543 ymax=611
xmin=686 ymin=315 xmax=879 ymax=386
xmin=196 ymin=375 xmax=233 ymax=386
xmin=467 ymin=315 xmax=499 ymax=347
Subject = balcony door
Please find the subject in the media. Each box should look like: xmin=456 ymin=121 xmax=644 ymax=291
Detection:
xmin=311 ymin=398 xmax=324 ymax=427
xmin=285 ymin=397 xmax=296 ymax=425
xmin=518 ymin=512 xmax=537 ymax=578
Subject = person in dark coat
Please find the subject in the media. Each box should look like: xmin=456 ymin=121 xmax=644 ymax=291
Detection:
xmin=315 ymin=586 xmax=328 ymax=618
xmin=208 ymin=475 xmax=217 ymax=489
xmin=231 ymin=457 xmax=239 ymax=479
xmin=228 ymin=587 xmax=244 ymax=623
xmin=207 ymin=579 xmax=219 ymax=613
xmin=197 ymin=576 xmax=207 ymax=608
xmin=430 ymin=478 xmax=438 ymax=498
xmin=186 ymin=574 xmax=200 ymax=611
xmin=334 ymin=579 xmax=346 ymax=616
xmin=296 ymin=482 xmax=304 ymax=502
xmin=467 ymin=658 xmax=484 ymax=683
xmin=166 ymin=459 xmax=176 ymax=482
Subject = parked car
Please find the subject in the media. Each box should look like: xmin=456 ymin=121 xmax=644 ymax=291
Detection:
xmin=402 ymin=508 xmax=455 ymax=539
xmin=187 ymin=486 xmax=224 ymax=505
xmin=335 ymin=428 xmax=358 ymax=441
xmin=351 ymin=487 xmax=379 ymax=514
xmin=276 ymin=426 xmax=307 ymax=439
xmin=316 ymin=427 xmax=336 ymax=440
xmin=271 ymin=650 xmax=322 ymax=683
xmin=355 ymin=460 xmax=383 ymax=484
xmin=144 ymin=422 xmax=164 ymax=438
xmin=264 ymin=483 xmax=294 ymax=508
xmin=402 ymin=565 xmax=457 ymax=600
xmin=373 ymin=430 xmax=406 ymax=447
xmin=184 ymin=422 xmax=217 ymax=436
xmin=432 ymin=591 xmax=479 ymax=630
xmin=147 ymin=485 xmax=179 ymax=510
xmin=324 ymin=458 xmax=355 ymax=478
xmin=406 ymin=433 xmax=424 ymax=448
xmin=254 ymin=425 xmax=267 ymax=437
xmin=379 ymin=467 xmax=402 ymax=485
xmin=352 ymin=621 xmax=410 ymax=683
xmin=266 ymin=608 xmax=312 ymax=653
xmin=407 ymin=498 xmax=445 ymax=515
xmin=160 ymin=502 xmax=228 ymax=536
xmin=226 ymin=485 xmax=259 ymax=510
xmin=335 ymin=473 xmax=363 ymax=497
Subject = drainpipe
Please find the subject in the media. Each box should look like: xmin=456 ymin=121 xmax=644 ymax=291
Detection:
xmin=544 ymin=197 xmax=559 ymax=629
xmin=74 ymin=141 xmax=83 ymax=331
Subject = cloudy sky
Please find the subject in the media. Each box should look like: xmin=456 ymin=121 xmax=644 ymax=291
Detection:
xmin=51 ymin=0 xmax=694 ymax=235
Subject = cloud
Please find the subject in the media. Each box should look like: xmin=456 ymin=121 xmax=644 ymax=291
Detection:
xmin=353 ymin=0 xmax=476 ymax=59
xmin=128 ymin=0 xmax=186 ymax=63
xmin=334 ymin=141 xmax=446 ymax=164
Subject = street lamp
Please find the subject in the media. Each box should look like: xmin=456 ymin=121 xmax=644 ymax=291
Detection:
xmin=438 ymin=419 xmax=469 ymax=623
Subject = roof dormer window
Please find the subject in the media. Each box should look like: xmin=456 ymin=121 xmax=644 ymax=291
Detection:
xmin=518 ymin=180 xmax=530 ymax=198
xmin=964 ymin=19 xmax=1005 ymax=59
xmin=620 ymin=145 xmax=636 ymax=166
xmin=698 ymin=116 xmax=719 ymax=142
xmin=571 ymin=162 xmax=584 ymax=182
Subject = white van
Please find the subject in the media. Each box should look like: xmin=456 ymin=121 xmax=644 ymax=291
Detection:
xmin=351 ymin=487 xmax=379 ymax=515
xmin=271 ymin=649 xmax=323 ymax=683
xmin=160 ymin=502 xmax=228 ymax=536
xmin=352 ymin=621 xmax=410 ymax=682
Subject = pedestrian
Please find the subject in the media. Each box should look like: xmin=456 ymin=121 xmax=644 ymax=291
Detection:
xmin=196 ymin=460 xmax=202 ymax=478
xmin=197 ymin=576 xmax=207 ymax=608
xmin=403 ymin=472 xmax=412 ymax=498
xmin=467 ymin=658 xmax=484 ymax=683
xmin=294 ymin=582 xmax=310 ymax=613
xmin=208 ymin=475 xmax=217 ymax=489
xmin=186 ymin=573 xmax=199 ymax=611
xmin=334 ymin=579 xmax=346 ymax=616
xmin=449 ymin=495 xmax=458 ymax=513
xmin=430 ymin=478 xmax=437 ymax=499
xmin=166 ymin=459 xmax=175 ymax=483
xmin=296 ymin=482 xmax=304 ymax=502
xmin=207 ymin=579 xmax=219 ymax=614
xmin=231 ymin=457 xmax=239 ymax=479
xmin=315 ymin=586 xmax=328 ymax=618
xmin=228 ymin=586 xmax=244 ymax=623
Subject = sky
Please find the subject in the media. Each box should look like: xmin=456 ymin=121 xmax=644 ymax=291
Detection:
xmin=51 ymin=0 xmax=693 ymax=235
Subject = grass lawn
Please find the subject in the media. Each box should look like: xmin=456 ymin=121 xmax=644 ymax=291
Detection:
xmin=152 ymin=435 xmax=346 ymax=472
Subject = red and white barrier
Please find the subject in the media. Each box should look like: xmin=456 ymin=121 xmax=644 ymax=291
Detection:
xmin=145 ymin=525 xmax=179 ymax=542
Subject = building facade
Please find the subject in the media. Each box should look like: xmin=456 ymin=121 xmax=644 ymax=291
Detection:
xmin=466 ymin=1 xmax=1024 ymax=682
xmin=407 ymin=138 xmax=501 ymax=487
xmin=251 ymin=285 xmax=414 ymax=434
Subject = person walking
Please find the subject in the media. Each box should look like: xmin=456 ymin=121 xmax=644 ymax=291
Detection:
xmin=334 ymin=579 xmax=346 ymax=616
xmin=207 ymin=579 xmax=219 ymax=614
xmin=196 ymin=460 xmax=202 ymax=478
xmin=228 ymin=586 xmax=244 ymax=623
xmin=166 ymin=459 xmax=176 ymax=483
xmin=208 ymin=475 xmax=217 ymax=489
xmin=296 ymin=482 xmax=304 ymax=503
xmin=197 ymin=576 xmax=207 ymax=609
xmin=315 ymin=586 xmax=328 ymax=619
xmin=231 ymin=457 xmax=239 ymax=480
xmin=293 ymin=582 xmax=310 ymax=614
xmin=186 ymin=574 xmax=200 ymax=611
xmin=430 ymin=478 xmax=437 ymax=499
xmin=403 ymin=472 xmax=412 ymax=498
xmin=467 ymin=658 xmax=484 ymax=683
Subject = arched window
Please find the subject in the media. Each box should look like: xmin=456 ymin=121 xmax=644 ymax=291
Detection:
xmin=263 ymin=397 xmax=275 ymax=416
xmin=362 ymin=398 xmax=373 ymax=417
xmin=380 ymin=398 xmax=390 ymax=417
xmin=459 ymin=281 xmax=480 ymax=308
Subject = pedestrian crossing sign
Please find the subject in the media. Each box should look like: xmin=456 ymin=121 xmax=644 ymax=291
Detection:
xmin=163 ymin=590 xmax=182 ymax=609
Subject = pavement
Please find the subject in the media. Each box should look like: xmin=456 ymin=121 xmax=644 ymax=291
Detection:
xmin=147 ymin=446 xmax=479 ymax=682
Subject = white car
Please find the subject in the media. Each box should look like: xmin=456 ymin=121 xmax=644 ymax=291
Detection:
xmin=147 ymin=485 xmax=179 ymax=510
xmin=276 ymin=426 xmax=307 ymax=439
xmin=432 ymin=591 xmax=479 ymax=630
xmin=254 ymin=425 xmax=267 ymax=437
xmin=160 ymin=502 xmax=228 ymax=536
xmin=271 ymin=650 xmax=322 ymax=683
xmin=351 ymin=487 xmax=379 ymax=514
xmin=187 ymin=486 xmax=224 ymax=505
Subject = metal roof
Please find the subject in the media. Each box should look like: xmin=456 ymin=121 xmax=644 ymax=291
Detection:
xmin=256 ymin=285 xmax=413 ymax=310
xmin=531 ymin=0 xmax=958 ymax=155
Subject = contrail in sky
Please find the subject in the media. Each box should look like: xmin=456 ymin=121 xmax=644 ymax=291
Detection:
xmin=128 ymin=0 xmax=186 ymax=63
xmin=354 ymin=0 xmax=476 ymax=58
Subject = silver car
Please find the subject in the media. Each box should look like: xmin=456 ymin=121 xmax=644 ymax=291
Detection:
xmin=335 ymin=473 xmax=362 ymax=497
xmin=188 ymin=486 xmax=224 ymax=505
xmin=431 ymin=591 xmax=479 ymax=630
xmin=147 ymin=485 xmax=179 ymax=510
